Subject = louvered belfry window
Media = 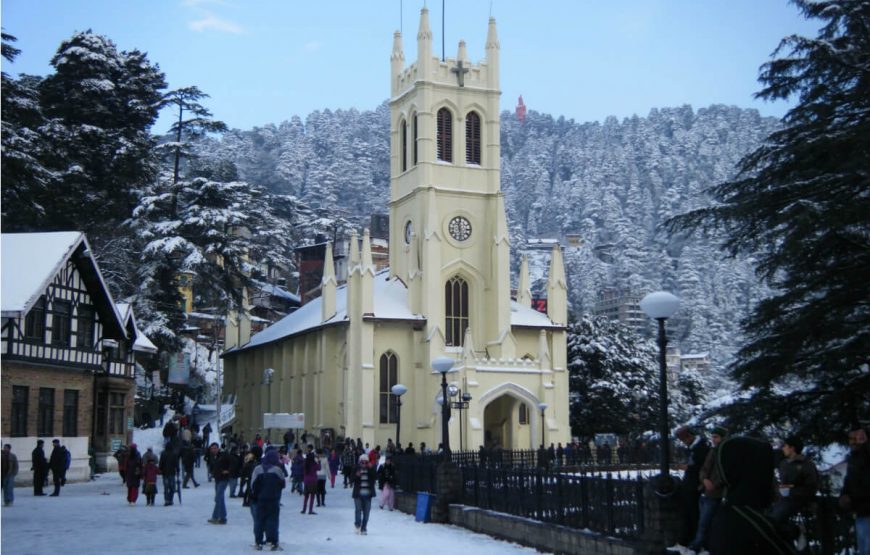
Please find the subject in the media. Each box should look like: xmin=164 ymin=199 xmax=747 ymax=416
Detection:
xmin=466 ymin=111 xmax=481 ymax=165
xmin=437 ymin=107 xmax=453 ymax=162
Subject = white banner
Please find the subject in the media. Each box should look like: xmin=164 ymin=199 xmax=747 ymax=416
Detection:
xmin=263 ymin=412 xmax=304 ymax=429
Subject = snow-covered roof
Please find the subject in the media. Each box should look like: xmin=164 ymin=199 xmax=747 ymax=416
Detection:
xmin=2 ymin=231 xmax=84 ymax=316
xmin=1 ymin=232 xmax=126 ymax=337
xmin=116 ymin=303 xmax=159 ymax=354
xmin=681 ymin=352 xmax=710 ymax=360
xmin=253 ymin=280 xmax=300 ymax=303
xmin=509 ymin=300 xmax=560 ymax=328
xmin=232 ymin=268 xmax=560 ymax=354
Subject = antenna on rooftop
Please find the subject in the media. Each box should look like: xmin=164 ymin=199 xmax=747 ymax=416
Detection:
xmin=400 ymin=0 xmax=403 ymax=35
xmin=489 ymin=0 xmax=493 ymax=17
xmin=442 ymin=0 xmax=445 ymax=62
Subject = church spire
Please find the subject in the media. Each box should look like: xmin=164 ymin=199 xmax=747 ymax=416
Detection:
xmin=417 ymin=7 xmax=433 ymax=76
xmin=517 ymin=255 xmax=531 ymax=307
xmin=348 ymin=229 xmax=360 ymax=273
xmin=547 ymin=243 xmax=567 ymax=325
xmin=360 ymin=228 xmax=374 ymax=314
xmin=321 ymin=241 xmax=336 ymax=322
xmin=485 ymin=16 xmax=499 ymax=84
xmin=391 ymin=30 xmax=404 ymax=95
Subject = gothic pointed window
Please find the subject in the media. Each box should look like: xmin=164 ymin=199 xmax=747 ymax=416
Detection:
xmin=445 ymin=276 xmax=469 ymax=347
xmin=465 ymin=111 xmax=481 ymax=165
xmin=379 ymin=352 xmax=399 ymax=424
xmin=436 ymin=107 xmax=453 ymax=162
xmin=400 ymin=118 xmax=408 ymax=172
xmin=412 ymin=113 xmax=418 ymax=165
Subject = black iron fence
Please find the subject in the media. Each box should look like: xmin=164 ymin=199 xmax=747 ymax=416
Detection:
xmin=392 ymin=451 xmax=860 ymax=553
xmin=394 ymin=452 xmax=646 ymax=539
xmin=460 ymin=465 xmax=646 ymax=538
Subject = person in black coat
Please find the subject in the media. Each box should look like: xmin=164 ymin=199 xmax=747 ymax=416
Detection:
xmin=159 ymin=438 xmax=181 ymax=506
xmin=31 ymin=440 xmax=48 ymax=496
xmin=675 ymin=426 xmax=711 ymax=546
xmin=124 ymin=444 xmax=143 ymax=504
xmin=48 ymin=439 xmax=67 ymax=496
xmin=839 ymin=427 xmax=870 ymax=553
xmin=250 ymin=449 xmax=286 ymax=549
xmin=181 ymin=441 xmax=200 ymax=488
xmin=708 ymin=436 xmax=793 ymax=555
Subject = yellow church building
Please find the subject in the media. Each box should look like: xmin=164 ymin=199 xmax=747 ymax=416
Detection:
xmin=223 ymin=8 xmax=570 ymax=451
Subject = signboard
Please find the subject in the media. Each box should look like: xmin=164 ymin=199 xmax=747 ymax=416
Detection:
xmin=263 ymin=412 xmax=304 ymax=429
xmin=127 ymin=417 xmax=134 ymax=431
xmin=167 ymin=352 xmax=191 ymax=385
xmin=111 ymin=438 xmax=122 ymax=452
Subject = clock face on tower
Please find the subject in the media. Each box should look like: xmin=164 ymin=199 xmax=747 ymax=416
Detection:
xmin=448 ymin=216 xmax=472 ymax=242
xmin=404 ymin=220 xmax=413 ymax=244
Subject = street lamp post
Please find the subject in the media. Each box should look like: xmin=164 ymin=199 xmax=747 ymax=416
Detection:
xmin=432 ymin=356 xmax=455 ymax=456
xmin=640 ymin=291 xmax=680 ymax=491
xmin=263 ymin=368 xmax=274 ymax=443
xmin=537 ymin=402 xmax=548 ymax=447
xmin=391 ymin=383 xmax=408 ymax=450
xmin=448 ymin=387 xmax=472 ymax=451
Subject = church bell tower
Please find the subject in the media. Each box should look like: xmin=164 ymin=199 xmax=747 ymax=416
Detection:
xmin=389 ymin=9 xmax=513 ymax=359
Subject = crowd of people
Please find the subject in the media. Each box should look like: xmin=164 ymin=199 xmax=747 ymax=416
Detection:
xmin=2 ymin=417 xmax=867 ymax=554
xmin=108 ymin=418 xmax=403 ymax=551
xmin=669 ymin=424 xmax=869 ymax=555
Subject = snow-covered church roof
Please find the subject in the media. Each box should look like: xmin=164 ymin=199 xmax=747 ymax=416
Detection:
xmin=232 ymin=268 xmax=559 ymax=353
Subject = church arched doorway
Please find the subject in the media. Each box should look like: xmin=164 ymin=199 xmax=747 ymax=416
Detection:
xmin=482 ymin=394 xmax=538 ymax=450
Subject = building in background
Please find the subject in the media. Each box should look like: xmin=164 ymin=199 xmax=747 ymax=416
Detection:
xmin=593 ymin=288 xmax=646 ymax=334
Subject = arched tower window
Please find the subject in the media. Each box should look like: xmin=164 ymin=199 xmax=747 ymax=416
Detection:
xmin=465 ymin=111 xmax=481 ymax=165
xmin=445 ymin=276 xmax=469 ymax=347
xmin=412 ymin=113 xmax=418 ymax=165
xmin=379 ymin=352 xmax=399 ymax=423
xmin=400 ymin=119 xmax=408 ymax=172
xmin=436 ymin=107 xmax=453 ymax=162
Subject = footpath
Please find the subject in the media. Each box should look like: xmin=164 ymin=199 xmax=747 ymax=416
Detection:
xmin=0 ymin=464 xmax=543 ymax=554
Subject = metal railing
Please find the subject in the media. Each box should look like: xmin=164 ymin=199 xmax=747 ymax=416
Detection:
xmin=394 ymin=452 xmax=646 ymax=539
xmin=392 ymin=450 xmax=860 ymax=552
xmin=460 ymin=465 xmax=645 ymax=538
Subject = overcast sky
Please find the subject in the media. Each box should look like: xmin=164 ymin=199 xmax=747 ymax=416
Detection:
xmin=2 ymin=0 xmax=821 ymax=132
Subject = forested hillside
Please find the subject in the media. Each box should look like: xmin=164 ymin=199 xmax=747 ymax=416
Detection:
xmin=204 ymin=103 xmax=779 ymax=377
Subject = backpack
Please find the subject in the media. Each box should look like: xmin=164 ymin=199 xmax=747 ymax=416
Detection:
xmin=64 ymin=448 xmax=71 ymax=470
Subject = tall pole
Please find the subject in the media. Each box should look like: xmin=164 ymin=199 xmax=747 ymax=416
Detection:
xmin=657 ymin=318 xmax=670 ymax=479
xmin=440 ymin=372 xmax=451 ymax=455
xmin=540 ymin=407 xmax=546 ymax=446
xmin=395 ymin=396 xmax=402 ymax=449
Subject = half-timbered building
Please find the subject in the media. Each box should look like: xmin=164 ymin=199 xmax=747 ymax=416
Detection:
xmin=1 ymin=232 xmax=142 ymax=480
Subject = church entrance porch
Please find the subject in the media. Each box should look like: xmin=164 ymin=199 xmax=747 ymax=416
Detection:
xmin=481 ymin=391 xmax=541 ymax=450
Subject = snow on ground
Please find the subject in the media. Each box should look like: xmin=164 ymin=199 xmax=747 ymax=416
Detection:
xmin=1 ymin=462 xmax=548 ymax=554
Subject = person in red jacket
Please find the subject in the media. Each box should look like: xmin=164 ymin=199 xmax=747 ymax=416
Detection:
xmin=142 ymin=457 xmax=160 ymax=506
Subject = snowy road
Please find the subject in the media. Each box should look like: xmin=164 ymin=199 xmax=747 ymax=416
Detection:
xmin=1 ymin=466 xmax=546 ymax=554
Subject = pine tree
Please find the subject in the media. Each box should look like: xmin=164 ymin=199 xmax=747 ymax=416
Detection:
xmin=38 ymin=31 xmax=166 ymax=236
xmin=567 ymin=316 xmax=661 ymax=436
xmin=1 ymin=33 xmax=50 ymax=230
xmin=667 ymin=1 xmax=870 ymax=443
